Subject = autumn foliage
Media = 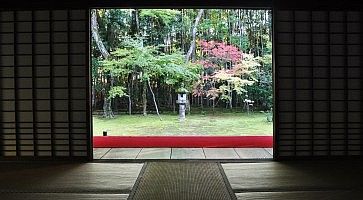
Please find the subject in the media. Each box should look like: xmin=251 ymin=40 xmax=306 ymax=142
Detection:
xmin=192 ymin=40 xmax=259 ymax=108
xmin=198 ymin=40 xmax=243 ymax=65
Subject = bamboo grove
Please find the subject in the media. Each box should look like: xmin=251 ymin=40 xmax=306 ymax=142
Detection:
xmin=91 ymin=9 xmax=272 ymax=118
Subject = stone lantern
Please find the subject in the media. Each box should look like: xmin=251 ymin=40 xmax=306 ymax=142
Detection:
xmin=176 ymin=85 xmax=188 ymax=121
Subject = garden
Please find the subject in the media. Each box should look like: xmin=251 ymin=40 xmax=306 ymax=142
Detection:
xmin=91 ymin=9 xmax=273 ymax=136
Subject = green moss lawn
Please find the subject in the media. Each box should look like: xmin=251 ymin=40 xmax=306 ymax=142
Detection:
xmin=93 ymin=112 xmax=272 ymax=136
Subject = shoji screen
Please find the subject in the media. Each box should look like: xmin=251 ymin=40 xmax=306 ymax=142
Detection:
xmin=275 ymin=9 xmax=363 ymax=158
xmin=0 ymin=10 xmax=91 ymax=160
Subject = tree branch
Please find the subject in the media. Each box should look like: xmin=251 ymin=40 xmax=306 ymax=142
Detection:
xmin=148 ymin=79 xmax=162 ymax=121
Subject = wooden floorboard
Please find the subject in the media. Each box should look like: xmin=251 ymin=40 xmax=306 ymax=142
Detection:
xmin=171 ymin=148 xmax=205 ymax=159
xmin=95 ymin=148 xmax=274 ymax=159
xmin=235 ymin=191 xmax=363 ymax=200
xmin=0 ymin=193 xmax=129 ymax=200
xmin=203 ymin=148 xmax=239 ymax=159
xmin=136 ymin=148 xmax=171 ymax=159
xmin=93 ymin=148 xmax=111 ymax=159
xmin=222 ymin=161 xmax=363 ymax=192
xmin=234 ymin=148 xmax=272 ymax=159
xmin=102 ymin=148 xmax=142 ymax=159
xmin=0 ymin=163 xmax=143 ymax=193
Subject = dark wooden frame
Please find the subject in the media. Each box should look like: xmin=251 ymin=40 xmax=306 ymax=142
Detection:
xmin=1 ymin=0 xmax=363 ymax=161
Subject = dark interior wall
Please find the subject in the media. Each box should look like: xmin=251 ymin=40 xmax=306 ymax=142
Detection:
xmin=274 ymin=1 xmax=363 ymax=159
xmin=1 ymin=0 xmax=363 ymax=161
xmin=0 ymin=10 xmax=91 ymax=160
xmin=1 ymin=0 xmax=273 ymax=9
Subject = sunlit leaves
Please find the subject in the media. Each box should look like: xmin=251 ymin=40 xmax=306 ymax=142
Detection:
xmin=101 ymin=38 xmax=202 ymax=95
xmin=140 ymin=9 xmax=181 ymax=26
xmin=155 ymin=51 xmax=202 ymax=92
xmin=108 ymin=86 xmax=128 ymax=99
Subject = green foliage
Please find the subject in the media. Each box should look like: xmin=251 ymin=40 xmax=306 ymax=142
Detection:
xmin=140 ymin=9 xmax=181 ymax=46
xmin=246 ymin=54 xmax=273 ymax=110
xmin=92 ymin=58 xmax=103 ymax=91
xmin=156 ymin=51 xmax=202 ymax=92
xmin=92 ymin=9 xmax=273 ymax=113
xmin=100 ymin=38 xmax=202 ymax=95
xmin=140 ymin=9 xmax=181 ymax=26
xmin=104 ymin=38 xmax=160 ymax=81
xmin=231 ymin=36 xmax=250 ymax=52
xmin=108 ymin=86 xmax=128 ymax=99
xmin=218 ymin=85 xmax=232 ymax=102
xmin=96 ymin=9 xmax=134 ymax=51
xmin=100 ymin=56 xmax=130 ymax=77
xmin=92 ymin=57 xmax=101 ymax=79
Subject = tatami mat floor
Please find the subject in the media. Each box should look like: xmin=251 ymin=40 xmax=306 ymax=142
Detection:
xmin=1 ymin=161 xmax=363 ymax=199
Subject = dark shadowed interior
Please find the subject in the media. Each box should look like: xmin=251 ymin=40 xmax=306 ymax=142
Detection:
xmin=1 ymin=0 xmax=363 ymax=199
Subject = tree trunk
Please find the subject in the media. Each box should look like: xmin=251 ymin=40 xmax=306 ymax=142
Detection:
xmin=92 ymin=82 xmax=96 ymax=108
xmin=135 ymin=9 xmax=140 ymax=33
xmin=128 ymin=75 xmax=132 ymax=115
xmin=103 ymin=96 xmax=114 ymax=118
xmin=200 ymin=95 xmax=203 ymax=110
xmin=212 ymin=99 xmax=215 ymax=114
xmin=185 ymin=9 xmax=204 ymax=62
xmin=228 ymin=82 xmax=233 ymax=109
xmin=173 ymin=96 xmax=176 ymax=113
xmin=148 ymin=79 xmax=162 ymax=120
xmin=186 ymin=95 xmax=191 ymax=115
xmin=228 ymin=10 xmax=232 ymax=44
xmin=260 ymin=11 xmax=264 ymax=56
xmin=91 ymin=10 xmax=110 ymax=58
xmin=168 ymin=87 xmax=173 ymax=109
xmin=239 ymin=9 xmax=243 ymax=56
xmin=91 ymin=10 xmax=114 ymax=118
xmin=103 ymin=74 xmax=115 ymax=117
xmin=181 ymin=9 xmax=185 ymax=53
xmin=142 ymin=82 xmax=147 ymax=116
xmin=110 ymin=74 xmax=115 ymax=110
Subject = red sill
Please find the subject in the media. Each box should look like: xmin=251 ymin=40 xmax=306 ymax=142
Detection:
xmin=93 ymin=136 xmax=273 ymax=148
